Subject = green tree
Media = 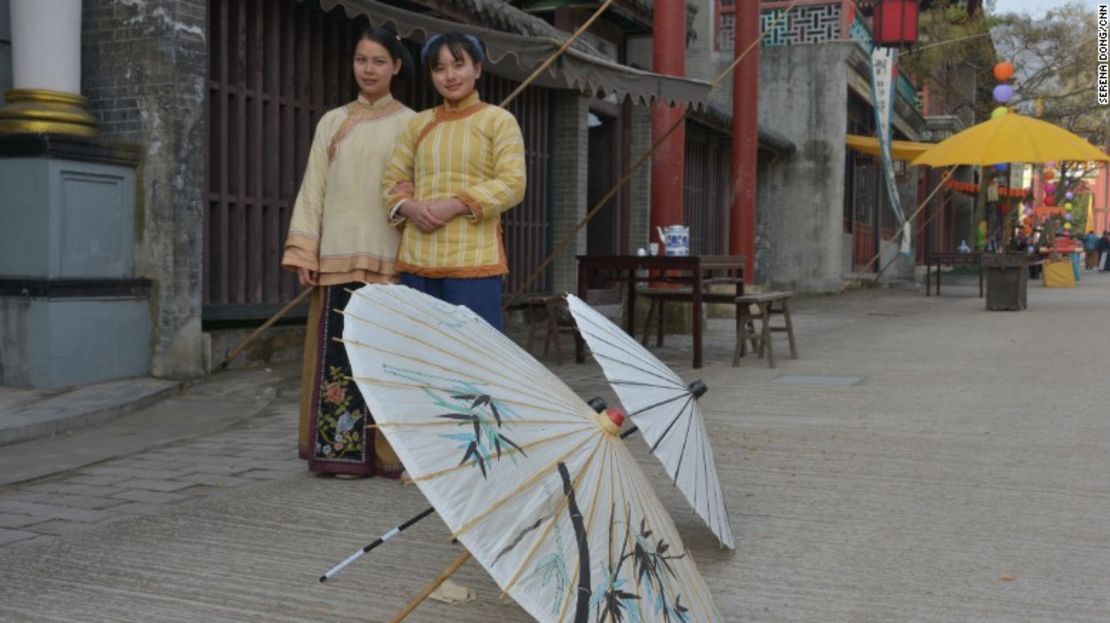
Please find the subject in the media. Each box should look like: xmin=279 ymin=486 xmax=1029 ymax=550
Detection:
xmin=991 ymin=2 xmax=1108 ymax=206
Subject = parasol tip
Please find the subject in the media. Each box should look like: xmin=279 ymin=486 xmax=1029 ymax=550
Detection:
xmin=605 ymin=407 xmax=625 ymax=429
xmin=688 ymin=379 xmax=708 ymax=399
xmin=596 ymin=407 xmax=626 ymax=436
xmin=587 ymin=397 xmax=608 ymax=413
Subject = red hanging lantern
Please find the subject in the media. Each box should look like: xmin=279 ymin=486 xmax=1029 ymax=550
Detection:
xmin=872 ymin=0 xmax=920 ymax=47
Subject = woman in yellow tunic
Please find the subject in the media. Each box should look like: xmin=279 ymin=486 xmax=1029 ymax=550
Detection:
xmin=382 ymin=33 xmax=526 ymax=330
xmin=282 ymin=28 xmax=416 ymax=476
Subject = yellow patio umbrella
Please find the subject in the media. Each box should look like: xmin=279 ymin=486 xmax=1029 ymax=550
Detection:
xmin=911 ymin=112 xmax=1110 ymax=167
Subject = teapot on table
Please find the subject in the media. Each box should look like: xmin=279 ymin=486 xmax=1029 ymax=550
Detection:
xmin=656 ymin=225 xmax=690 ymax=256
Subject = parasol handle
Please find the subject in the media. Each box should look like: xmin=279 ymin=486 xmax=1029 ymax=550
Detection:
xmin=319 ymin=417 xmax=639 ymax=585
xmin=320 ymin=506 xmax=436 ymax=582
xmin=388 ymin=550 xmax=472 ymax=623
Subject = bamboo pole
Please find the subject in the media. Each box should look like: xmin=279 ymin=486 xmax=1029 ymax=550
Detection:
xmin=872 ymin=185 xmax=951 ymax=282
xmin=853 ymin=166 xmax=956 ymax=286
xmin=499 ymin=0 xmax=615 ymax=109
xmin=502 ymin=0 xmax=804 ymax=310
xmin=215 ymin=286 xmax=312 ymax=371
xmin=388 ymin=550 xmax=472 ymax=623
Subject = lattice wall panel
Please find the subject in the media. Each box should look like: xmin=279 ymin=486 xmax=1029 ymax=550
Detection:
xmin=760 ymin=4 xmax=841 ymax=47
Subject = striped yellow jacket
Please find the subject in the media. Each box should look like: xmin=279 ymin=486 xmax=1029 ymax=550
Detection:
xmin=382 ymin=91 xmax=526 ymax=278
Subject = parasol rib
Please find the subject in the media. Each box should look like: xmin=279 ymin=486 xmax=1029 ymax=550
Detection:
xmin=591 ymin=352 xmax=685 ymax=390
xmin=339 ymin=310 xmax=586 ymax=414
xmin=703 ymin=416 xmax=728 ymax=547
xmin=649 ymin=394 xmax=696 ymax=453
xmin=414 ymin=427 xmax=590 ymax=483
xmin=340 ymin=335 xmax=587 ymax=417
xmin=369 ymin=418 xmax=586 ymax=429
xmin=572 ymin=313 xmax=681 ymax=382
xmin=671 ymin=398 xmax=698 ymax=492
xmin=345 ymin=289 xmax=583 ymax=407
xmin=619 ymin=389 xmax=692 ymax=417
xmin=374 ymin=286 xmax=549 ymax=379
xmin=348 ymin=371 xmax=596 ymax=421
xmin=374 ymin=285 xmax=568 ymax=386
xmin=498 ymin=439 xmax=608 ymax=597
xmin=613 ymin=443 xmax=699 ymax=617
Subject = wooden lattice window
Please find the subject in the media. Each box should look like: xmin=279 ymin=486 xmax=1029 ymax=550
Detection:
xmin=716 ymin=0 xmax=735 ymax=52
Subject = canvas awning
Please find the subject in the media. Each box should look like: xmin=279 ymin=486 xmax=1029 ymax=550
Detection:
xmin=319 ymin=0 xmax=712 ymax=110
xmin=846 ymin=134 xmax=934 ymax=161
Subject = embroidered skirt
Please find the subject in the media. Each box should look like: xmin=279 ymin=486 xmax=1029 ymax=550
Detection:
xmin=297 ymin=283 xmax=403 ymax=477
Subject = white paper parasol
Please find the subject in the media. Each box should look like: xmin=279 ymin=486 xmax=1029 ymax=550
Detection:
xmin=566 ymin=294 xmax=735 ymax=550
xmin=341 ymin=284 xmax=720 ymax=622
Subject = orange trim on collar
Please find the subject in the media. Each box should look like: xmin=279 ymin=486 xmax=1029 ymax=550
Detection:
xmin=412 ymin=102 xmax=490 ymax=153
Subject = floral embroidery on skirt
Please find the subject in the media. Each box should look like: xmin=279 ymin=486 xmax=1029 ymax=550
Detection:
xmin=305 ymin=284 xmax=402 ymax=477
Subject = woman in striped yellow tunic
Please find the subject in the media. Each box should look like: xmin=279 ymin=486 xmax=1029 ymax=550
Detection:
xmin=382 ymin=33 xmax=526 ymax=330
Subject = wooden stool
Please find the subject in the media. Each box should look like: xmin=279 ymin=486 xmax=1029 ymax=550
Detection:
xmin=732 ymin=291 xmax=797 ymax=368
xmin=524 ymin=295 xmax=553 ymax=356
xmin=640 ymin=289 xmax=739 ymax=347
xmin=732 ymin=303 xmax=762 ymax=365
xmin=531 ymin=290 xmax=622 ymax=366
xmin=522 ymin=295 xmax=576 ymax=366
xmin=543 ymin=296 xmax=578 ymax=366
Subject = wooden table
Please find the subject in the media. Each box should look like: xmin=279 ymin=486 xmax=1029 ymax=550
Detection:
xmin=925 ymin=252 xmax=983 ymax=297
xmin=576 ymin=255 xmax=745 ymax=369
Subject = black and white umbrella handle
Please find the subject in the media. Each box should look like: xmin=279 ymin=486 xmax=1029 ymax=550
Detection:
xmin=319 ymin=424 xmax=640 ymax=583
xmin=319 ymin=506 xmax=436 ymax=582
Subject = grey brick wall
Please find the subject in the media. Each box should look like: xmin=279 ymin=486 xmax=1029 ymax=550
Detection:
xmin=549 ymin=91 xmax=588 ymax=294
xmin=627 ymin=36 xmax=653 ymax=250
xmin=82 ymin=0 xmax=208 ymax=378
xmin=0 ymin=0 xmax=11 ymax=104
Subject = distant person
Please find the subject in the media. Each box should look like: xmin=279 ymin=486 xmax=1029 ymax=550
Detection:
xmin=1084 ymin=230 xmax=1100 ymax=270
xmin=1098 ymin=231 xmax=1110 ymax=272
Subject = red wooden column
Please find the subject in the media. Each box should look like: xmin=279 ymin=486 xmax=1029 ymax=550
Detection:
xmin=650 ymin=0 xmax=686 ymax=244
xmin=731 ymin=0 xmax=760 ymax=283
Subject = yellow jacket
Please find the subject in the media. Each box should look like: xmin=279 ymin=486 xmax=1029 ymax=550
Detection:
xmin=283 ymin=94 xmax=415 ymax=285
xmin=382 ymin=92 xmax=526 ymax=278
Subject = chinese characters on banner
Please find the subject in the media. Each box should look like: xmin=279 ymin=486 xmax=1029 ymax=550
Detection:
xmin=870 ymin=46 xmax=912 ymax=254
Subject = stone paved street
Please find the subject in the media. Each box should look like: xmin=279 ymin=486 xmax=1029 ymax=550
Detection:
xmin=0 ymin=378 xmax=300 ymax=549
xmin=1 ymin=275 xmax=1109 ymax=622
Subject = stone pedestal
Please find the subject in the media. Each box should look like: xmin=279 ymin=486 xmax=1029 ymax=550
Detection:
xmin=0 ymin=135 xmax=149 ymax=388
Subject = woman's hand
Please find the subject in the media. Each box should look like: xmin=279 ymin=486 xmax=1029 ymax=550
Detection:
xmin=428 ymin=198 xmax=470 ymax=222
xmin=398 ymin=200 xmax=449 ymax=233
xmin=297 ymin=267 xmax=319 ymax=287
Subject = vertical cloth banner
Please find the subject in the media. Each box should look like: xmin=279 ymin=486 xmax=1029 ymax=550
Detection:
xmin=870 ymin=46 xmax=911 ymax=254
